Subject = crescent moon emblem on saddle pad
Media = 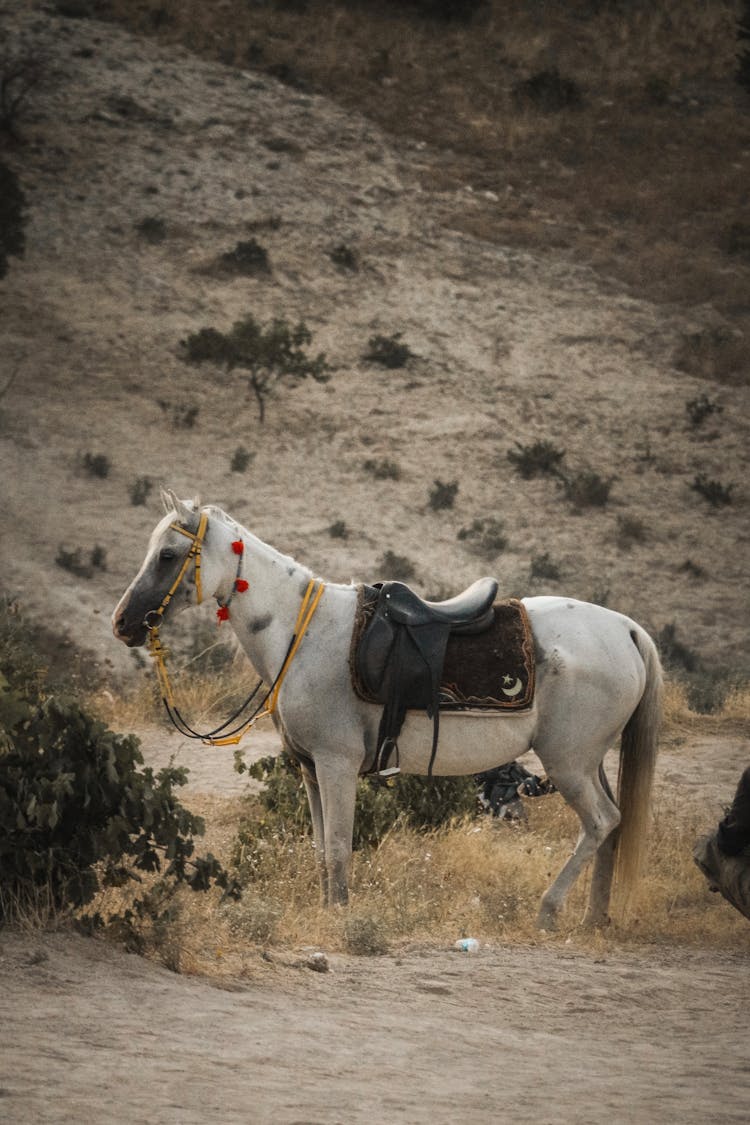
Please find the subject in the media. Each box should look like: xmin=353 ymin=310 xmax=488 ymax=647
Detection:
xmin=501 ymin=676 xmax=524 ymax=697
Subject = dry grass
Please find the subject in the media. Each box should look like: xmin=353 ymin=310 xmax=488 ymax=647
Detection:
xmin=86 ymin=738 xmax=749 ymax=981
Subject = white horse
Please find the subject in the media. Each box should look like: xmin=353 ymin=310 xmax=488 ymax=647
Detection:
xmin=113 ymin=490 xmax=662 ymax=929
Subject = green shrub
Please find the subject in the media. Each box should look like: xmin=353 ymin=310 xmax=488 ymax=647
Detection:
xmin=615 ymin=514 xmax=648 ymax=549
xmin=0 ymin=683 xmax=236 ymax=924
xmin=55 ymin=544 xmax=107 ymax=579
xmin=686 ymin=393 xmax=722 ymax=428
xmin=363 ymin=457 xmax=401 ymax=480
xmin=328 ymin=243 xmax=358 ymax=271
xmin=135 ymin=216 xmax=166 ymax=244
xmin=82 ymin=451 xmax=110 ymax=478
xmin=234 ymin=752 xmax=478 ymax=862
xmin=328 ymin=520 xmax=349 ymax=539
xmin=218 ymin=238 xmax=271 ymax=277
xmin=230 ymin=446 xmax=254 ymax=472
xmin=182 ymin=315 xmax=330 ymax=423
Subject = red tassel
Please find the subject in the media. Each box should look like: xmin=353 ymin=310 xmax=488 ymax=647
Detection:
xmin=231 ymin=540 xmax=244 ymax=556
xmin=217 ymin=605 xmax=230 ymax=622
xmin=235 ymin=579 xmax=249 ymax=593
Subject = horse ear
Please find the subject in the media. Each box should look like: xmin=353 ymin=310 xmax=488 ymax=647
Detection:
xmin=161 ymin=487 xmax=195 ymax=524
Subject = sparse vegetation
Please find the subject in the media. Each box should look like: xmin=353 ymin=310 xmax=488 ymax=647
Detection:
xmin=328 ymin=243 xmax=358 ymax=271
xmin=615 ymin=514 xmax=648 ymax=549
xmin=182 ymin=315 xmax=330 ymax=423
xmin=686 ymin=392 xmax=723 ymax=428
xmin=230 ymin=445 xmax=254 ymax=473
xmin=363 ymin=333 xmax=413 ymax=369
xmin=457 ymin=516 xmax=507 ymax=559
xmin=428 ymin=478 xmax=458 ymax=510
xmin=0 ymin=160 xmax=26 ymax=279
xmin=363 ymin=457 xmax=401 ymax=480
xmin=513 ymin=67 xmax=582 ymax=113
xmin=507 ymin=440 xmax=565 ymax=480
xmin=674 ymin=327 xmax=749 ymax=387
xmin=0 ymin=46 xmax=50 ymax=140
xmin=55 ymin=544 xmax=107 ymax=578
xmin=129 ymin=476 xmax=153 ymax=506
xmin=690 ymin=473 xmax=734 ymax=507
xmin=559 ymin=470 xmax=615 ymax=511
xmin=157 ymin=400 xmax=200 ymax=429
xmin=81 ymin=451 xmax=111 ymax=479
xmin=218 ymin=238 xmax=271 ymax=277
xmin=378 ymin=549 xmax=416 ymax=581
xmin=328 ymin=519 xmax=348 ymax=539
xmin=530 ymin=552 xmax=561 ymax=582
xmin=135 ymin=216 xmax=167 ymax=244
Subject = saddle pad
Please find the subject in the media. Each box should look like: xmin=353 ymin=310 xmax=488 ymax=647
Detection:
xmin=349 ymin=586 xmax=535 ymax=712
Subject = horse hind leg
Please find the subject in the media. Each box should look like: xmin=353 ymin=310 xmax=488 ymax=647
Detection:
xmin=537 ymin=768 xmax=621 ymax=931
xmin=584 ymin=764 xmax=620 ymax=928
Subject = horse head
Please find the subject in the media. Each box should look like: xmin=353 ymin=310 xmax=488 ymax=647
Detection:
xmin=112 ymin=488 xmax=206 ymax=647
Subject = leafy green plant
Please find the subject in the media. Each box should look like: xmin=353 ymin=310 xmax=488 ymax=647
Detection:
xmin=429 ymin=479 xmax=459 ymax=511
xmin=0 ymin=681 xmax=237 ymax=925
xmin=690 ymin=474 xmax=734 ymax=507
xmin=457 ymin=517 xmax=507 ymax=559
xmin=507 ymin=440 xmax=565 ymax=480
xmin=182 ymin=315 xmax=330 ymax=423
xmin=363 ymin=333 xmax=413 ymax=369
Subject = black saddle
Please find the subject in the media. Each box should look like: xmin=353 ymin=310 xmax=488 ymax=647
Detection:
xmin=356 ymin=576 xmax=499 ymax=776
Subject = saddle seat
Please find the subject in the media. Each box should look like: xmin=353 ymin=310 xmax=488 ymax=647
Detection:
xmin=378 ymin=576 xmax=498 ymax=632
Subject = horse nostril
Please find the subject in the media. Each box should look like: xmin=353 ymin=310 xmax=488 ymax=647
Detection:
xmin=114 ymin=612 xmax=126 ymax=636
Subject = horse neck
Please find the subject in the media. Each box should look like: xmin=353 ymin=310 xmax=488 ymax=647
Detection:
xmin=206 ymin=509 xmax=315 ymax=685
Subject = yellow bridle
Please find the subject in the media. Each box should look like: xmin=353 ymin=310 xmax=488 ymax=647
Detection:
xmin=146 ymin=511 xmax=325 ymax=746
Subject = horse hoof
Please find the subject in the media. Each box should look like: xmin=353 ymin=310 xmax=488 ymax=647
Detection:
xmin=536 ymin=907 xmax=558 ymax=931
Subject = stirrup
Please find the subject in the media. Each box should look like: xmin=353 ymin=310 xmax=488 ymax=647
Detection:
xmin=376 ymin=738 xmax=400 ymax=779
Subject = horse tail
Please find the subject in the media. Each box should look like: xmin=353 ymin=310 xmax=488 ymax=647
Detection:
xmin=615 ymin=626 xmax=663 ymax=908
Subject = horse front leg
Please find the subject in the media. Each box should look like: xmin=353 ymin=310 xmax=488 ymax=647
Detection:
xmin=300 ymin=762 xmax=328 ymax=905
xmin=315 ymin=760 xmax=359 ymax=907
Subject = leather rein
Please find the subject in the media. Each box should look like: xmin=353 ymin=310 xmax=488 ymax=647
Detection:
xmin=146 ymin=512 xmax=325 ymax=747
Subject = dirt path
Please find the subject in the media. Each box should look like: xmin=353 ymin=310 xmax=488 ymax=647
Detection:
xmin=1 ymin=721 xmax=749 ymax=1125
xmin=2 ymin=929 xmax=748 ymax=1125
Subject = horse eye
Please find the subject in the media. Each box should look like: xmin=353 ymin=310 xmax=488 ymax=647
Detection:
xmin=160 ymin=547 xmax=177 ymax=562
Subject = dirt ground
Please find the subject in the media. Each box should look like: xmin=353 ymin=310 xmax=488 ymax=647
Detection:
xmin=1 ymin=5 xmax=749 ymax=1122
xmin=1 ymin=720 xmax=749 ymax=1125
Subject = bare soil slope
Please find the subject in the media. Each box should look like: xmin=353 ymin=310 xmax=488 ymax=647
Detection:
xmin=1 ymin=3 xmax=748 ymax=690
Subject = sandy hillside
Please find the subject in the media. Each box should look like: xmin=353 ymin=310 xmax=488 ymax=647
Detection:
xmin=1 ymin=5 xmax=749 ymax=1123
xmin=0 ymin=2 xmax=748 ymax=691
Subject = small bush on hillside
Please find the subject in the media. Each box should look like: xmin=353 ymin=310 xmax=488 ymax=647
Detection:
xmin=218 ymin=238 xmax=271 ymax=277
xmin=129 ymin=476 xmax=153 ymax=506
xmin=55 ymin=544 xmax=107 ymax=579
xmin=158 ymin=400 xmax=200 ymax=429
xmin=0 ymin=47 xmax=50 ymax=140
xmin=656 ymin=622 xmax=699 ymax=673
xmin=615 ymin=514 xmax=648 ymax=549
xmin=674 ymin=327 xmax=748 ymax=386
xmin=690 ymin=474 xmax=734 ymax=507
xmin=230 ymin=446 xmax=254 ymax=472
xmin=135 ymin=216 xmax=167 ymax=244
xmin=363 ymin=457 xmax=401 ymax=480
xmin=530 ymin=552 xmax=561 ymax=582
xmin=182 ymin=315 xmax=330 ymax=423
xmin=328 ymin=520 xmax=348 ymax=539
xmin=513 ymin=68 xmax=582 ymax=112
xmin=81 ymin=451 xmax=110 ymax=478
xmin=363 ymin=333 xmax=413 ymax=369
xmin=328 ymin=243 xmax=359 ymax=271
xmin=0 ymin=161 xmax=26 ymax=279
xmin=559 ymin=470 xmax=614 ymax=510
xmin=722 ymin=221 xmax=750 ymax=260
xmin=428 ymin=479 xmax=459 ymax=511
xmin=507 ymin=440 xmax=565 ymax=479
xmin=457 ymin=516 xmax=507 ymax=559
xmin=686 ymin=392 xmax=722 ymax=428
xmin=378 ymin=550 xmax=416 ymax=581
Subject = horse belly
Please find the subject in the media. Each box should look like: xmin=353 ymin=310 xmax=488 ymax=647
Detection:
xmin=395 ymin=707 xmax=536 ymax=777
